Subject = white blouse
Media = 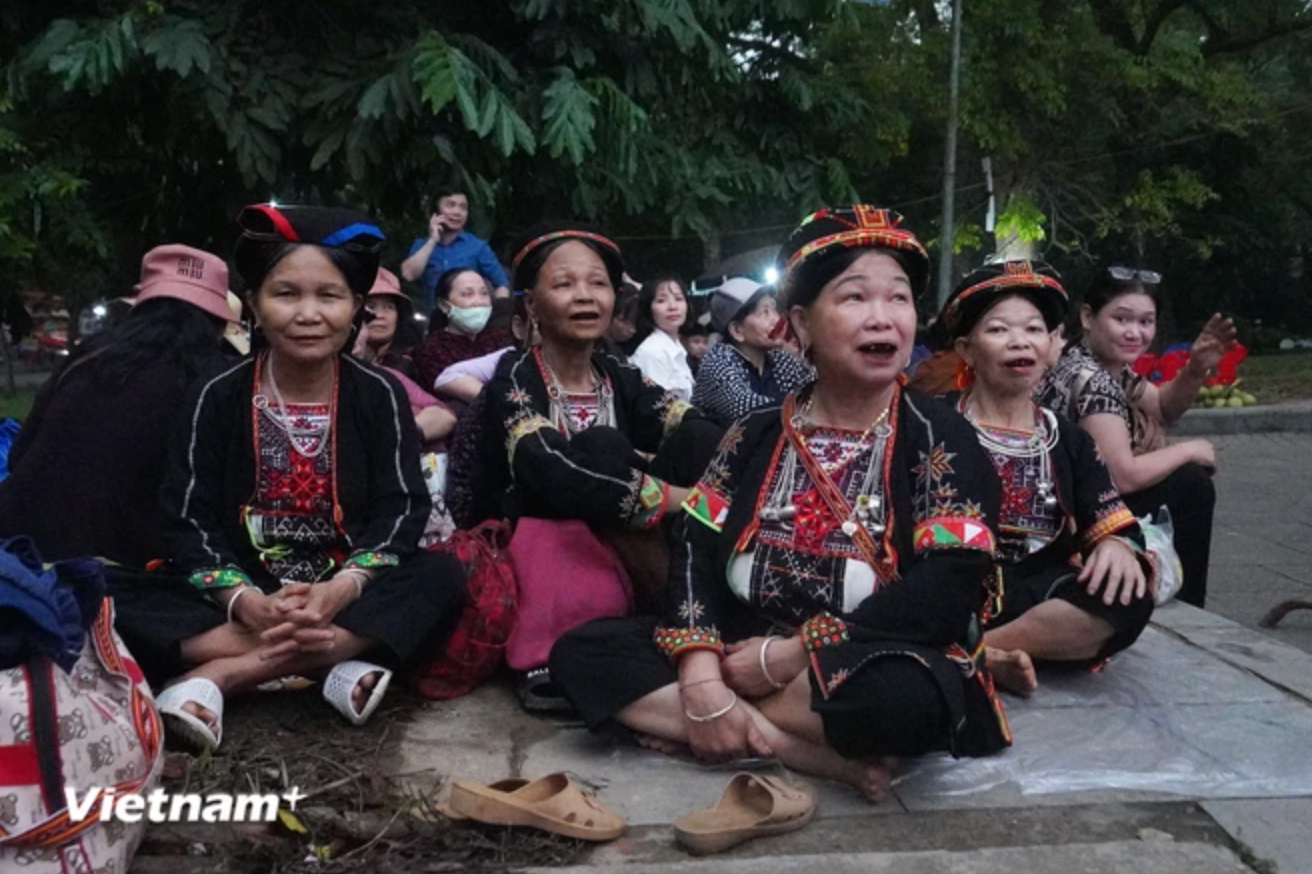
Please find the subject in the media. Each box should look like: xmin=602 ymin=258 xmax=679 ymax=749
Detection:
xmin=628 ymin=330 xmax=695 ymax=400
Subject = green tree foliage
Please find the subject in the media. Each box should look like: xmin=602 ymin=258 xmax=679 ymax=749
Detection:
xmin=817 ymin=0 xmax=1312 ymax=332
xmin=1 ymin=0 xmax=863 ymax=306
xmin=2 ymin=0 xmax=1310 ymax=335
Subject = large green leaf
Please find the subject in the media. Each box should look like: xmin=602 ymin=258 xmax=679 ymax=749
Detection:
xmin=141 ymin=17 xmax=212 ymax=78
xmin=542 ymin=68 xmax=597 ymax=164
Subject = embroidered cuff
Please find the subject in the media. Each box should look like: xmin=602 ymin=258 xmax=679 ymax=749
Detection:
xmin=506 ymin=413 xmax=554 ymax=461
xmin=799 ymin=612 xmax=850 ymax=652
xmin=654 ymin=626 xmax=724 ymax=660
xmin=344 ymin=551 xmax=399 ymax=571
xmin=1076 ymin=505 xmax=1135 ymax=552
xmin=660 ymin=398 xmax=693 ymax=439
xmin=913 ymin=516 xmax=996 ymax=556
xmin=630 ymin=475 xmax=671 ymax=531
xmin=189 ymin=567 xmax=253 ymax=592
xmin=683 ymin=483 xmax=731 ymax=533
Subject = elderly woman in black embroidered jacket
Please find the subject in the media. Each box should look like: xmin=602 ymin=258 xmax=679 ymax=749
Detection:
xmin=936 ymin=261 xmax=1155 ymax=696
xmin=550 ymin=206 xmax=1010 ymax=801
xmin=471 ymin=221 xmax=721 ymax=532
xmin=110 ymin=205 xmax=466 ymax=752
xmin=462 ymin=221 xmax=722 ymax=708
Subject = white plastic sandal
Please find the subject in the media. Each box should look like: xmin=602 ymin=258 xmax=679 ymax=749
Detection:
xmin=322 ymin=660 xmax=393 ymax=726
xmin=156 ymin=677 xmax=224 ymax=752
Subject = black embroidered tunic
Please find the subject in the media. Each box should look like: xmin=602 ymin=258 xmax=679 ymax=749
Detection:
xmin=656 ymin=384 xmax=1012 ymax=756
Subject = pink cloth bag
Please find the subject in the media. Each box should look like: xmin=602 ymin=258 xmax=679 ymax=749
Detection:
xmin=504 ymin=518 xmax=634 ymax=670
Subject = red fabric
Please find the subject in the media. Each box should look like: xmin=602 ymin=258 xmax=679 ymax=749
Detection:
xmin=0 ymin=745 xmax=41 ymax=786
xmin=504 ymin=518 xmax=634 ymax=670
xmin=413 ymin=521 xmax=518 ymax=701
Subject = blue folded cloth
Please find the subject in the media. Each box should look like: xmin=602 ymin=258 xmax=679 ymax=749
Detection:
xmin=0 ymin=536 xmax=106 ymax=672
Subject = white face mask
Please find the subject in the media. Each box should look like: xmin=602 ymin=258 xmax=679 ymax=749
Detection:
xmin=446 ymin=303 xmax=492 ymax=335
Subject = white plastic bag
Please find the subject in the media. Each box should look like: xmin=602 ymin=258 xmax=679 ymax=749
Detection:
xmin=1138 ymin=505 xmax=1183 ymax=605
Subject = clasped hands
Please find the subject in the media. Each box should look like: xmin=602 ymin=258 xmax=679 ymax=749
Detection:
xmin=678 ymin=636 xmax=809 ymax=764
xmin=228 ymin=574 xmax=360 ymax=660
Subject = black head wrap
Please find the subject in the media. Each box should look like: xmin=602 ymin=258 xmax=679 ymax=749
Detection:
xmin=940 ymin=259 xmax=1068 ymax=340
xmin=779 ymin=205 xmax=930 ymax=310
xmin=233 ymin=204 xmax=385 ymax=298
xmin=510 ymin=220 xmax=624 ymax=293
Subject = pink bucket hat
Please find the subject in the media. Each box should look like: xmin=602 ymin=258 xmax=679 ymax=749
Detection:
xmin=366 ymin=267 xmax=406 ymax=300
xmin=135 ymin=244 xmax=236 ymax=324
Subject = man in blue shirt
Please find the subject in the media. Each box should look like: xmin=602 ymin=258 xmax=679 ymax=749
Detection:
xmin=400 ymin=189 xmax=510 ymax=313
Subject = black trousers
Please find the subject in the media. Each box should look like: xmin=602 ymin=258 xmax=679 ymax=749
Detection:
xmin=550 ymin=616 xmax=1010 ymax=760
xmin=107 ymin=551 xmax=467 ymax=687
xmin=1123 ymin=462 xmax=1215 ymax=608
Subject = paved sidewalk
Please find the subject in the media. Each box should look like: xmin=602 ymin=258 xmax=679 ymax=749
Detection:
xmin=386 ymin=605 xmax=1312 ymax=873
xmin=1208 ymin=433 xmax=1312 ymax=654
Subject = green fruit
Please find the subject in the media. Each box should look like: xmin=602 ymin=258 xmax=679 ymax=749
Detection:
xmin=1208 ymin=385 xmax=1228 ymax=398
xmin=1197 ymin=387 xmax=1210 ymax=399
xmin=1241 ymin=392 xmax=1258 ymax=405
xmin=1227 ymin=397 xmax=1245 ymax=408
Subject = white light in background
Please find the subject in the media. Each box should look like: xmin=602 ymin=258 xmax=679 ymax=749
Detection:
xmin=92 ymin=305 xmax=107 ymax=318
xmin=764 ymin=266 xmax=780 ymax=285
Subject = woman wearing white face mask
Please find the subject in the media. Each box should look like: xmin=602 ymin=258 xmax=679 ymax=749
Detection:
xmin=414 ymin=268 xmax=514 ymax=390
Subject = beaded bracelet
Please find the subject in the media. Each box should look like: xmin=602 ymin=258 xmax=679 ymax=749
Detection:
xmin=759 ymin=635 xmax=787 ymax=690
xmin=684 ymin=691 xmax=738 ymax=723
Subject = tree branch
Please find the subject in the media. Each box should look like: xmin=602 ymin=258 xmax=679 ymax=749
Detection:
xmin=1201 ymin=17 xmax=1312 ymax=57
xmin=1086 ymin=0 xmax=1138 ymax=52
xmin=1137 ymin=0 xmax=1193 ymax=54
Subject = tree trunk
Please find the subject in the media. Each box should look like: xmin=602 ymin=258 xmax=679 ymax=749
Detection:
xmin=0 ymin=327 xmax=14 ymax=398
xmin=702 ymin=231 xmax=722 ymax=275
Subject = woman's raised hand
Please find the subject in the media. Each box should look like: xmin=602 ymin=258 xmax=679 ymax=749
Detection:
xmin=1188 ymin=313 xmax=1238 ymax=375
xmin=1079 ymin=537 xmax=1148 ymax=606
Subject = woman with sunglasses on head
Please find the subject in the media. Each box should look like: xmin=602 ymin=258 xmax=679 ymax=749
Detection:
xmin=940 ymin=261 xmax=1155 ymax=696
xmin=550 ymin=207 xmax=1010 ymax=801
xmin=111 ymin=205 xmax=467 ymax=752
xmin=1036 ymin=267 xmax=1235 ymax=608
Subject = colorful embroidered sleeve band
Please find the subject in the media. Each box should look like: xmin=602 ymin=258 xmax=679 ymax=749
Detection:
xmin=630 ymin=475 xmax=672 ymax=531
xmin=653 ymin=625 xmax=724 ymax=659
xmin=683 ymin=483 xmax=732 ymax=533
xmin=189 ymin=566 xmax=253 ymax=591
xmin=912 ymin=517 xmax=997 ymax=556
xmin=799 ymin=612 xmax=851 ymax=651
xmin=344 ymin=551 xmax=400 ymax=571
xmin=1076 ymin=505 xmax=1136 ymax=552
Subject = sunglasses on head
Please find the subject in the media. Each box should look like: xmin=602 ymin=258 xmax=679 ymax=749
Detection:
xmin=1107 ymin=266 xmax=1162 ymax=285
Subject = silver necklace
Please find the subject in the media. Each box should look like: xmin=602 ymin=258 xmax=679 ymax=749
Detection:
xmin=256 ymin=355 xmax=333 ymax=459
xmin=966 ymin=400 xmax=1060 ymax=510
xmin=541 ymin=350 xmax=615 ymax=435
xmin=759 ymin=406 xmax=893 ymax=540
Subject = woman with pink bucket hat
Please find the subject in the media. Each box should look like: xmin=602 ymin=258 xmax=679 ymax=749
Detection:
xmin=0 ymin=244 xmax=242 ymax=566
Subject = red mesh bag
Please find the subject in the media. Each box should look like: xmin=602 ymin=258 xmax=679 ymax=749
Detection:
xmin=413 ymin=521 xmax=518 ymax=700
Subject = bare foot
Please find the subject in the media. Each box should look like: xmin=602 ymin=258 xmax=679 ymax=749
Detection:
xmin=181 ymin=701 xmax=219 ymax=734
xmin=352 ymin=671 xmax=381 ymax=712
xmin=987 ymin=647 xmax=1037 ymax=697
xmin=635 ymin=733 xmax=688 ymax=757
